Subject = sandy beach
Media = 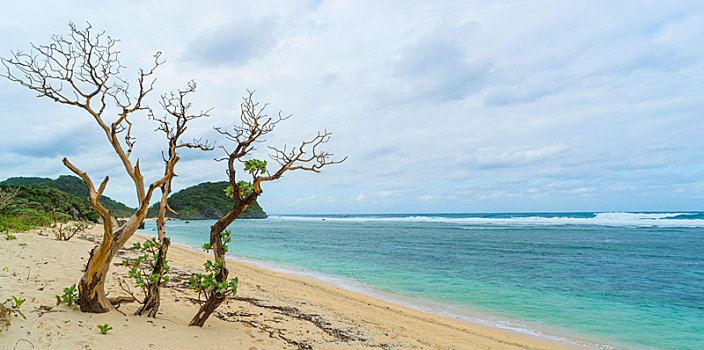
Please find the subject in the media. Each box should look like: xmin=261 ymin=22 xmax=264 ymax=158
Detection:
xmin=0 ymin=224 xmax=569 ymax=349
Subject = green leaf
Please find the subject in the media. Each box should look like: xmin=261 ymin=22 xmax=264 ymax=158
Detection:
xmin=11 ymin=296 xmax=25 ymax=309
xmin=97 ymin=323 xmax=113 ymax=334
xmin=61 ymin=284 xmax=79 ymax=306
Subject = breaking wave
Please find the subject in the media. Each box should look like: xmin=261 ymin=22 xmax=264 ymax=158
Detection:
xmin=269 ymin=212 xmax=704 ymax=228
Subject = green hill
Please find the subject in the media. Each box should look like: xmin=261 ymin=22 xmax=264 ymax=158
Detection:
xmin=0 ymin=184 xmax=99 ymax=222
xmin=1 ymin=176 xmax=135 ymax=217
xmin=0 ymin=177 xmax=51 ymax=186
xmin=148 ymin=181 xmax=267 ymax=220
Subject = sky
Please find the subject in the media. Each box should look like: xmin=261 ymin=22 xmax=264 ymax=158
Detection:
xmin=1 ymin=0 xmax=703 ymax=214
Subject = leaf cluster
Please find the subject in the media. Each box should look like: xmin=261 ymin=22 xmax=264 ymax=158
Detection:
xmin=187 ymin=259 xmax=238 ymax=301
xmin=11 ymin=296 xmax=25 ymax=309
xmin=244 ymin=159 xmax=267 ymax=176
xmin=96 ymin=323 xmax=113 ymax=334
xmin=201 ymin=229 xmax=232 ymax=253
xmin=225 ymin=181 xmax=254 ymax=200
xmin=223 ymin=159 xmax=267 ymax=201
xmin=121 ymin=238 xmax=170 ymax=298
xmin=60 ymin=284 xmax=79 ymax=306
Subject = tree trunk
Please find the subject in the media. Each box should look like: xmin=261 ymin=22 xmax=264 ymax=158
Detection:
xmin=73 ymin=184 xmax=161 ymax=313
xmin=78 ymin=245 xmax=114 ymax=313
xmin=135 ymin=237 xmax=170 ymax=317
xmin=188 ymin=202 xmax=252 ymax=326
xmin=188 ymin=293 xmax=227 ymax=327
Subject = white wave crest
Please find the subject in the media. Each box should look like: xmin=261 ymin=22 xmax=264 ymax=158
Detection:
xmin=268 ymin=212 xmax=704 ymax=228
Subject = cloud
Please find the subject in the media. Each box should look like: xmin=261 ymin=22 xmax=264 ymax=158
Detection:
xmin=484 ymin=84 xmax=560 ymax=106
xmin=393 ymin=27 xmax=491 ymax=102
xmin=183 ymin=18 xmax=279 ymax=66
xmin=460 ymin=145 xmax=567 ymax=169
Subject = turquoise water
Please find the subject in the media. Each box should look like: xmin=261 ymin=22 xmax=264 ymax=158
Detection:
xmin=138 ymin=212 xmax=704 ymax=349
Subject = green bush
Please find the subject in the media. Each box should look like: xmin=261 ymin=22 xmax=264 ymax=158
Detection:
xmin=60 ymin=284 xmax=79 ymax=306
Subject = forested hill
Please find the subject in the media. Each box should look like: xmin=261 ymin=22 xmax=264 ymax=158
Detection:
xmin=0 ymin=176 xmax=135 ymax=218
xmin=148 ymin=181 xmax=267 ymax=220
xmin=0 ymin=184 xmax=100 ymax=222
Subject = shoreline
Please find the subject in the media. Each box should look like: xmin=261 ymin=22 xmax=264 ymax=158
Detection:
xmin=157 ymin=233 xmax=614 ymax=350
xmin=0 ymin=224 xmax=590 ymax=349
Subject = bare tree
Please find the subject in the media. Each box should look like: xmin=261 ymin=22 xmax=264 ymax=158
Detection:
xmin=133 ymin=81 xmax=212 ymax=317
xmin=1 ymin=23 xmax=202 ymax=313
xmin=188 ymin=92 xmax=345 ymax=326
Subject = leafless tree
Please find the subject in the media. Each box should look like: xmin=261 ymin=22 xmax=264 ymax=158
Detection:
xmin=188 ymin=91 xmax=345 ymax=326
xmin=1 ymin=23 xmax=204 ymax=313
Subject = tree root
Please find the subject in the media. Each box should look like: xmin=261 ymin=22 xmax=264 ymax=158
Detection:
xmin=108 ymin=296 xmax=136 ymax=305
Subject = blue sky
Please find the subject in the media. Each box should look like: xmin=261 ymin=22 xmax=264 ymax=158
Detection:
xmin=1 ymin=1 xmax=703 ymax=214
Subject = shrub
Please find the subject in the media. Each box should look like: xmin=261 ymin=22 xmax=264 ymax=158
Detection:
xmin=60 ymin=284 xmax=79 ymax=306
xmin=118 ymin=238 xmax=170 ymax=302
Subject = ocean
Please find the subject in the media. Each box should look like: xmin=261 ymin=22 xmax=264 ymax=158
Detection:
xmin=137 ymin=212 xmax=704 ymax=349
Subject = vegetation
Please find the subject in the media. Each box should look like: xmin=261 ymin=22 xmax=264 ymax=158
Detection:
xmin=53 ymin=221 xmax=91 ymax=241
xmin=60 ymin=284 xmax=79 ymax=306
xmin=0 ymin=185 xmax=54 ymax=236
xmin=118 ymin=238 xmax=171 ymax=316
xmin=188 ymin=259 xmax=238 ymax=302
xmin=96 ymin=323 xmax=113 ymax=334
xmin=0 ymin=298 xmax=26 ymax=331
xmin=11 ymin=296 xmax=25 ymax=309
xmin=148 ymin=182 xmax=266 ymax=220
xmin=190 ymin=230 xmax=238 ymax=301
xmin=131 ymin=81 xmax=212 ymax=317
xmin=1 ymin=176 xmax=135 ymax=217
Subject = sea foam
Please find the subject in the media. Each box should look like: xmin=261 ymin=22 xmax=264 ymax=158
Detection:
xmin=269 ymin=212 xmax=704 ymax=228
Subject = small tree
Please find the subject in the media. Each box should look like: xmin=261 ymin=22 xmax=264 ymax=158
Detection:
xmin=188 ymin=92 xmax=345 ymax=326
xmin=1 ymin=23 xmax=204 ymax=313
xmin=133 ymin=82 xmax=212 ymax=317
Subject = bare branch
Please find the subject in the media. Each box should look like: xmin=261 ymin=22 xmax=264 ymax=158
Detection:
xmin=61 ymin=157 xmax=113 ymax=241
xmin=251 ymin=131 xmax=346 ymax=195
xmin=2 ymin=22 xmax=164 ymax=205
xmin=151 ymin=81 xmax=213 ymax=241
